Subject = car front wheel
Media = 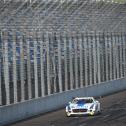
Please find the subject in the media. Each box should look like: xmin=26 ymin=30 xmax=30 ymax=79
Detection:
xmin=66 ymin=112 xmax=71 ymax=117
xmin=90 ymin=111 xmax=95 ymax=116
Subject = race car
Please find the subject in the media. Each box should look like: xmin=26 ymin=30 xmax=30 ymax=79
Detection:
xmin=65 ymin=97 xmax=101 ymax=116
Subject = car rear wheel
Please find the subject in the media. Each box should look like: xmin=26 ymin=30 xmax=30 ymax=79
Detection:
xmin=97 ymin=110 xmax=101 ymax=115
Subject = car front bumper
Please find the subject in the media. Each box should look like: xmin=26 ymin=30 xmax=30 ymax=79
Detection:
xmin=66 ymin=108 xmax=96 ymax=115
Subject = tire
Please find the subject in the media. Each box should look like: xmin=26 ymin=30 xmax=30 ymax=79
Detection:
xmin=97 ymin=110 xmax=101 ymax=115
xmin=90 ymin=111 xmax=95 ymax=116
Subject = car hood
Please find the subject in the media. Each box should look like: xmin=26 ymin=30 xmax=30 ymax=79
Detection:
xmin=69 ymin=103 xmax=93 ymax=109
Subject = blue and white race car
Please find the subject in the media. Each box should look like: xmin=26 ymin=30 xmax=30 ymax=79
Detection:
xmin=66 ymin=97 xmax=101 ymax=116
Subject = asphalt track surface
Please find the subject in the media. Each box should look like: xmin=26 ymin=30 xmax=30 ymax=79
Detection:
xmin=9 ymin=90 xmax=126 ymax=126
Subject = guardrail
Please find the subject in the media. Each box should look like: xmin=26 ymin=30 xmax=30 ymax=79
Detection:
xmin=0 ymin=78 xmax=126 ymax=125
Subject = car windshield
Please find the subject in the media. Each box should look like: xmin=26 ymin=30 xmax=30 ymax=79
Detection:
xmin=72 ymin=99 xmax=93 ymax=104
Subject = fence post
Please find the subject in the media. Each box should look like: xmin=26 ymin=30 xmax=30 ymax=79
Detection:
xmin=33 ymin=30 xmax=39 ymax=98
xmin=2 ymin=30 xmax=10 ymax=105
xmin=74 ymin=32 xmax=79 ymax=89
xmin=84 ymin=32 xmax=88 ymax=87
xmin=108 ymin=32 xmax=112 ymax=80
xmin=105 ymin=32 xmax=109 ymax=81
xmin=46 ymin=32 xmax=51 ymax=95
xmin=20 ymin=31 xmax=25 ymax=101
xmin=57 ymin=32 xmax=63 ymax=92
xmin=26 ymin=31 xmax=32 ymax=99
xmin=93 ymin=32 xmax=97 ymax=84
xmin=64 ymin=32 xmax=68 ymax=91
xmin=13 ymin=30 xmax=18 ymax=103
xmin=40 ymin=32 xmax=45 ymax=97
xmin=96 ymin=32 xmax=101 ymax=83
xmin=69 ymin=33 xmax=74 ymax=90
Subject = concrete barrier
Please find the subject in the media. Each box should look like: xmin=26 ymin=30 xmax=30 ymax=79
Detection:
xmin=0 ymin=78 xmax=126 ymax=125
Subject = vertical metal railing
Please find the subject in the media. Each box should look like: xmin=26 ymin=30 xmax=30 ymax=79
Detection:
xmin=115 ymin=33 xmax=120 ymax=79
xmin=2 ymin=30 xmax=10 ymax=105
xmin=96 ymin=32 xmax=101 ymax=83
xmin=0 ymin=59 xmax=1 ymax=105
xmin=74 ymin=33 xmax=79 ymax=89
xmin=119 ymin=33 xmax=123 ymax=78
xmin=33 ymin=30 xmax=39 ymax=98
xmin=93 ymin=32 xmax=97 ymax=84
xmin=122 ymin=32 xmax=126 ymax=77
xmin=105 ymin=32 xmax=109 ymax=81
xmin=69 ymin=33 xmax=74 ymax=90
xmin=46 ymin=32 xmax=51 ymax=95
xmin=0 ymin=30 xmax=126 ymax=106
xmin=88 ymin=33 xmax=93 ymax=85
xmin=19 ymin=32 xmax=25 ymax=101
xmin=26 ymin=30 xmax=32 ymax=99
xmin=84 ymin=32 xmax=88 ymax=87
xmin=108 ymin=32 xmax=112 ymax=80
xmin=40 ymin=31 xmax=45 ymax=97
xmin=57 ymin=32 xmax=63 ymax=92
xmin=79 ymin=33 xmax=84 ymax=88
xmin=12 ymin=30 xmax=18 ymax=103
xmin=0 ymin=66 xmax=1 ymax=105
xmin=112 ymin=32 xmax=116 ymax=79
xmin=0 ymin=30 xmax=2 ymax=105
xmin=64 ymin=32 xmax=68 ymax=91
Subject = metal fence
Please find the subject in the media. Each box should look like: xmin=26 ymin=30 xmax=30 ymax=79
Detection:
xmin=0 ymin=30 xmax=126 ymax=106
xmin=0 ymin=0 xmax=126 ymax=106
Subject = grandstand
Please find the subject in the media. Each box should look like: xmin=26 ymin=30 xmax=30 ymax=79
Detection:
xmin=0 ymin=0 xmax=126 ymax=106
